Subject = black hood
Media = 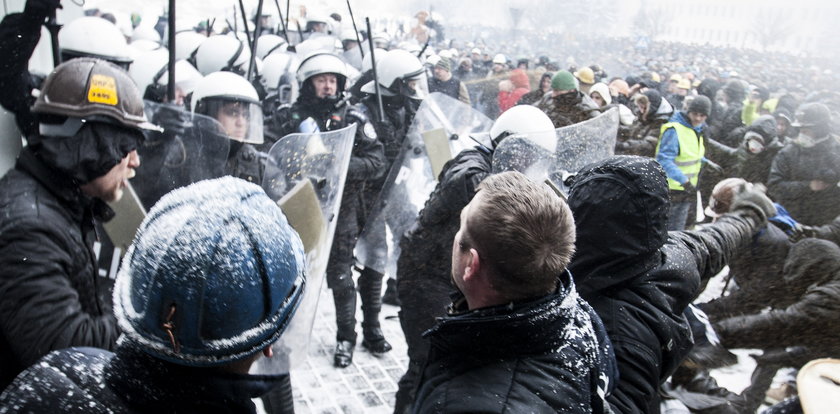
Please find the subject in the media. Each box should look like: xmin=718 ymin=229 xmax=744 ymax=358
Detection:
xmin=747 ymin=114 xmax=779 ymax=142
xmin=697 ymin=79 xmax=720 ymax=101
xmin=567 ymin=156 xmax=669 ymax=294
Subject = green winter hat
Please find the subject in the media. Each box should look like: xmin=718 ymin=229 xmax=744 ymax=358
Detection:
xmin=551 ymin=70 xmax=578 ymax=91
xmin=435 ymin=57 xmax=451 ymax=72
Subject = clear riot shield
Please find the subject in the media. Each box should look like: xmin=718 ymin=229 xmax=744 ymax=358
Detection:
xmin=132 ymin=101 xmax=231 ymax=210
xmin=250 ymin=123 xmax=356 ymax=374
xmin=493 ymin=107 xmax=619 ymax=192
xmin=354 ymin=93 xmax=494 ymax=277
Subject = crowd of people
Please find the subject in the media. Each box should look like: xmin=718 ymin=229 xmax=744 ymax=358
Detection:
xmin=0 ymin=1 xmax=839 ymax=413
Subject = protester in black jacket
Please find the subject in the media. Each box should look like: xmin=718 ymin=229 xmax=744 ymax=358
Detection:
xmin=567 ymin=156 xmax=776 ymax=414
xmin=396 ymin=105 xmax=559 ymax=413
xmin=413 ymin=171 xmax=616 ymax=414
xmin=0 ymin=59 xmax=156 ymax=390
xmin=394 ymin=146 xmax=492 ymax=413
xmin=767 ymin=103 xmax=840 ymax=226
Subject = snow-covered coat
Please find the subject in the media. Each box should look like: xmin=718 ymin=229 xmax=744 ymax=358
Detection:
xmin=412 ymin=270 xmax=617 ymax=414
xmin=567 ymin=156 xmax=768 ymax=414
xmin=0 ymin=343 xmax=278 ymax=413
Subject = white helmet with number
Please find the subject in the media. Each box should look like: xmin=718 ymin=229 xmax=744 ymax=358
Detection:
xmin=489 ymin=105 xmax=556 ymax=153
xmin=361 ymin=49 xmax=426 ymax=100
xmin=175 ymin=31 xmax=207 ymax=62
xmin=191 ymin=72 xmax=264 ymax=144
xmin=296 ymin=51 xmax=348 ymax=88
xmin=59 ymin=16 xmax=133 ymax=68
xmin=129 ymin=49 xmax=202 ymax=102
xmin=194 ymin=35 xmax=251 ymax=76
xmin=255 ymin=34 xmax=287 ymax=59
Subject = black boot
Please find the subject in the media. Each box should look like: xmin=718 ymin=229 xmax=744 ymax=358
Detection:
xmin=332 ymin=284 xmax=357 ymax=368
xmin=359 ymin=268 xmax=392 ymax=354
xmin=382 ymin=277 xmax=401 ymax=306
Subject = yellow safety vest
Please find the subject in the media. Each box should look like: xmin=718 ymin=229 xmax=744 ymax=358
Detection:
xmin=657 ymin=121 xmax=705 ymax=191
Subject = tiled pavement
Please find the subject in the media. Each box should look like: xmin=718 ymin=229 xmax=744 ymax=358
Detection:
xmin=287 ymin=285 xmax=406 ymax=414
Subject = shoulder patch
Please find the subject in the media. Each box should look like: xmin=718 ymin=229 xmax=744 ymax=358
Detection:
xmin=363 ymin=122 xmax=377 ymax=140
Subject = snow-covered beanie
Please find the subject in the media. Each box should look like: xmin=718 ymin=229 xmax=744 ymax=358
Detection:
xmin=113 ymin=177 xmax=306 ymax=367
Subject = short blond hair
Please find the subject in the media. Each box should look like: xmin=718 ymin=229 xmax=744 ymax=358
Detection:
xmin=462 ymin=171 xmax=576 ymax=300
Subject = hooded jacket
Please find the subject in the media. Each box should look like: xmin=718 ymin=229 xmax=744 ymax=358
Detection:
xmin=618 ymin=90 xmax=673 ymax=157
xmin=567 ymin=156 xmax=768 ymax=414
xmin=705 ymin=115 xmax=784 ymax=185
xmin=413 ymin=270 xmax=617 ymax=414
xmin=767 ymin=132 xmax=840 ymax=225
xmin=0 ymin=343 xmax=278 ymax=413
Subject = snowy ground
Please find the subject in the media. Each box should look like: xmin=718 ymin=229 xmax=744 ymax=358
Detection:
xmin=259 ymin=284 xmax=406 ymax=414
xmin=260 ymin=263 xmax=781 ymax=413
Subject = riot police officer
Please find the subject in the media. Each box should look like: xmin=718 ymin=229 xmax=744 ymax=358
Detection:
xmin=278 ymin=51 xmax=386 ymax=368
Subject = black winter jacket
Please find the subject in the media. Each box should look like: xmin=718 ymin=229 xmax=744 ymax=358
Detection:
xmin=0 ymin=344 xmax=277 ymax=413
xmin=0 ymin=149 xmax=120 ymax=389
xmin=413 ymin=271 xmax=617 ymax=414
xmin=397 ymin=147 xmax=492 ymax=361
xmin=567 ymin=156 xmax=767 ymax=414
xmin=767 ymin=136 xmax=840 ymax=226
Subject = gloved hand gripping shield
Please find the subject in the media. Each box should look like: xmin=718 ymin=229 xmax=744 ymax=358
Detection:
xmin=355 ymin=93 xmax=493 ymax=276
xmin=253 ymin=123 xmax=357 ymax=371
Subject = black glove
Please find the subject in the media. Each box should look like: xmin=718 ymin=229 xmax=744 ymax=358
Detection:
xmin=153 ymin=104 xmax=190 ymax=137
xmin=789 ymin=224 xmax=821 ymax=243
xmin=682 ymin=182 xmax=696 ymax=194
xmin=24 ymin=0 xmax=61 ymax=19
xmin=730 ymin=183 xmax=777 ymax=221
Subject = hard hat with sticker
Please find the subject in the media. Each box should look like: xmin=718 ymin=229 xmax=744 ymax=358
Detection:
xmin=87 ymin=74 xmax=119 ymax=106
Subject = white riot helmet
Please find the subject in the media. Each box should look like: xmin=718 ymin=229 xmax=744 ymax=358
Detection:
xmin=262 ymin=52 xmax=300 ymax=91
xmin=372 ymin=32 xmax=391 ymax=50
xmin=194 ymin=35 xmax=251 ymax=76
xmin=129 ymin=49 xmax=203 ymax=103
xmin=59 ymin=16 xmax=133 ymax=68
xmin=131 ymin=25 xmax=161 ymax=43
xmin=489 ymin=105 xmax=556 ymax=153
xmin=191 ymin=72 xmax=264 ymax=144
xmin=175 ymin=31 xmax=207 ymax=63
xmin=255 ymin=34 xmax=288 ymax=59
xmin=296 ymin=51 xmax=349 ymax=91
xmin=361 ymin=48 xmax=387 ymax=73
xmin=361 ymin=49 xmax=427 ymax=100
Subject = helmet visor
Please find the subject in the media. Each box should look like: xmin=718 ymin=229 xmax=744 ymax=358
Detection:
xmin=196 ymin=99 xmax=264 ymax=144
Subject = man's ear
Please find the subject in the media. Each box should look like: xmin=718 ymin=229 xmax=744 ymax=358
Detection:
xmin=263 ymin=346 xmax=273 ymax=358
xmin=462 ymin=248 xmax=481 ymax=284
